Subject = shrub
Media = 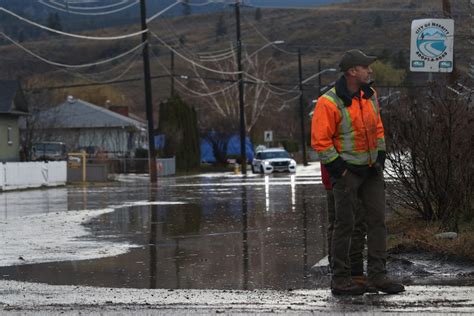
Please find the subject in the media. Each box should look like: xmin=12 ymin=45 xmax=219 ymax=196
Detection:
xmin=383 ymin=83 xmax=473 ymax=230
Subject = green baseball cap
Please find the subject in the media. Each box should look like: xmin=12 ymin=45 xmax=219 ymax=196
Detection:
xmin=339 ymin=49 xmax=377 ymax=71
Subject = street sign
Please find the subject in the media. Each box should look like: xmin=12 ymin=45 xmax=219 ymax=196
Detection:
xmin=410 ymin=19 xmax=454 ymax=72
xmin=264 ymin=131 xmax=273 ymax=142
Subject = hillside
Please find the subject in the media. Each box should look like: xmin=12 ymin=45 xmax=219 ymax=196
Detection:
xmin=0 ymin=0 xmax=471 ymax=137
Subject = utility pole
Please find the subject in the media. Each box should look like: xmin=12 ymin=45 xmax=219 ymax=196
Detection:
xmin=140 ymin=0 xmax=157 ymax=183
xmin=235 ymin=0 xmax=247 ymax=175
xmin=443 ymin=0 xmax=457 ymax=84
xmin=297 ymin=48 xmax=308 ymax=166
xmin=317 ymin=59 xmax=322 ymax=97
xmin=170 ymin=50 xmax=175 ymax=96
xmin=470 ymin=0 xmax=474 ymax=80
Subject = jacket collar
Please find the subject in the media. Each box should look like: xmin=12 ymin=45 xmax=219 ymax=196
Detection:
xmin=334 ymin=75 xmax=374 ymax=107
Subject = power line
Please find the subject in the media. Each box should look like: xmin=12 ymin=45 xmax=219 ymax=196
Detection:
xmin=59 ymin=53 xmax=141 ymax=84
xmin=146 ymin=1 xmax=183 ymax=23
xmin=25 ymin=72 xmax=433 ymax=92
xmin=47 ymin=0 xmax=133 ymax=10
xmin=152 ymin=48 xmax=240 ymax=97
xmin=38 ymin=0 xmax=140 ymax=16
xmin=0 ymin=7 xmax=147 ymax=40
xmin=241 ymin=15 xmax=297 ymax=56
xmin=186 ymin=0 xmax=234 ymax=7
xmin=1 ymin=32 xmax=146 ymax=68
xmin=150 ymin=31 xmax=242 ymax=75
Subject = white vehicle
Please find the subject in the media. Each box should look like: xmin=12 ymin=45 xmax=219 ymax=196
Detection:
xmin=251 ymin=148 xmax=297 ymax=174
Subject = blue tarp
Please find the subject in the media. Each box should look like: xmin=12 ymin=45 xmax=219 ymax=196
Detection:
xmin=200 ymin=139 xmax=216 ymax=163
xmin=154 ymin=134 xmax=165 ymax=149
xmin=200 ymin=135 xmax=254 ymax=163
xmin=226 ymin=135 xmax=254 ymax=162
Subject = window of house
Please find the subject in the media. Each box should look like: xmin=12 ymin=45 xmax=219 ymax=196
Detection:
xmin=7 ymin=127 xmax=13 ymax=145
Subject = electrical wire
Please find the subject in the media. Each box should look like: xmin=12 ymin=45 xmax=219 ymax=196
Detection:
xmin=158 ymin=17 xmax=236 ymax=62
xmin=146 ymin=0 xmax=183 ymax=23
xmin=48 ymin=0 xmax=132 ymax=10
xmin=244 ymin=72 xmax=299 ymax=94
xmin=198 ymin=48 xmax=236 ymax=62
xmin=276 ymin=93 xmax=302 ymax=111
xmin=158 ymin=18 xmax=202 ymax=60
xmin=150 ymin=31 xmax=241 ymax=75
xmin=152 ymin=49 xmax=239 ymax=97
xmin=0 ymin=7 xmax=146 ymax=40
xmin=59 ymin=53 xmax=141 ymax=84
xmin=58 ymin=48 xmax=143 ymax=83
xmin=186 ymin=0 xmax=233 ymax=7
xmin=1 ymin=32 xmax=146 ymax=68
xmin=197 ymin=46 xmax=236 ymax=56
xmin=242 ymin=15 xmax=297 ymax=56
xmin=38 ymin=0 xmax=139 ymax=16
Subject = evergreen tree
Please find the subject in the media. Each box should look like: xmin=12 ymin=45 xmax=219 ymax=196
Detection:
xmin=182 ymin=0 xmax=192 ymax=16
xmin=158 ymin=95 xmax=200 ymax=172
xmin=255 ymin=8 xmax=262 ymax=21
xmin=215 ymin=14 xmax=227 ymax=41
xmin=392 ymin=50 xmax=407 ymax=69
xmin=373 ymin=14 xmax=382 ymax=28
xmin=46 ymin=13 xmax=63 ymax=33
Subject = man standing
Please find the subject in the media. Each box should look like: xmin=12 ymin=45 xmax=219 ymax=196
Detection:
xmin=311 ymin=49 xmax=404 ymax=295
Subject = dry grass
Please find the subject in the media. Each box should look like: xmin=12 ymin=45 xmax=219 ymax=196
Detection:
xmin=387 ymin=212 xmax=474 ymax=261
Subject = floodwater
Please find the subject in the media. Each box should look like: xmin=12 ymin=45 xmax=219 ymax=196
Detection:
xmin=2 ymin=169 xmax=474 ymax=298
xmin=0 ymin=172 xmax=330 ymax=290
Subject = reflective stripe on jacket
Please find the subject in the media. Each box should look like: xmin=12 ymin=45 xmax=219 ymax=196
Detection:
xmin=311 ymin=87 xmax=385 ymax=167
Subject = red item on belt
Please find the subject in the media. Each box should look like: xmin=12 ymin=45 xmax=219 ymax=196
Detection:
xmin=321 ymin=161 xmax=332 ymax=190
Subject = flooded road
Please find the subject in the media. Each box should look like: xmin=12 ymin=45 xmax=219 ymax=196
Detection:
xmin=2 ymin=166 xmax=474 ymax=314
xmin=0 ymin=171 xmax=329 ymax=290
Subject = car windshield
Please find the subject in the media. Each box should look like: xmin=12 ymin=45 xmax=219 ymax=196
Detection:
xmin=261 ymin=151 xmax=290 ymax=159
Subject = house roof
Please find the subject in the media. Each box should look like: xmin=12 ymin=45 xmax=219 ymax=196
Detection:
xmin=36 ymin=97 xmax=146 ymax=130
xmin=0 ymin=80 xmax=28 ymax=115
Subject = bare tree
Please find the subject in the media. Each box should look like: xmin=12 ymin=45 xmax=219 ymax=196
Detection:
xmin=20 ymin=78 xmax=57 ymax=159
xmin=383 ymin=83 xmax=473 ymax=230
xmin=185 ymin=47 xmax=291 ymax=135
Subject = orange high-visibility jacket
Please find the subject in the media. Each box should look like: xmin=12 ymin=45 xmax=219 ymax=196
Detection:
xmin=311 ymin=85 xmax=385 ymax=172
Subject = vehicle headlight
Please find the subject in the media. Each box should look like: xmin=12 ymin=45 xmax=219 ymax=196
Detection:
xmin=289 ymin=159 xmax=297 ymax=166
xmin=263 ymin=160 xmax=271 ymax=165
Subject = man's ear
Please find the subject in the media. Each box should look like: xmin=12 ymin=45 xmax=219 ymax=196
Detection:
xmin=346 ymin=68 xmax=356 ymax=77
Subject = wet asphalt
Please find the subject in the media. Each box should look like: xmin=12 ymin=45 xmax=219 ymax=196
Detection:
xmin=1 ymin=165 xmax=474 ymax=314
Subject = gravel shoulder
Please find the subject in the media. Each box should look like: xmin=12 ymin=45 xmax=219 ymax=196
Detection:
xmin=1 ymin=280 xmax=474 ymax=314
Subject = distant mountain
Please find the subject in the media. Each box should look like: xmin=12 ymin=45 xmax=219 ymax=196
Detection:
xmin=0 ymin=0 xmax=351 ymax=42
xmin=244 ymin=0 xmax=350 ymax=8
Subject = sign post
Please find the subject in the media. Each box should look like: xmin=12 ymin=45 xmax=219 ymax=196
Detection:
xmin=264 ymin=131 xmax=273 ymax=147
xmin=410 ymin=18 xmax=454 ymax=73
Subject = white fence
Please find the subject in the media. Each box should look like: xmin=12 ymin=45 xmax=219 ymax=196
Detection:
xmin=0 ymin=161 xmax=67 ymax=191
xmin=157 ymin=157 xmax=175 ymax=177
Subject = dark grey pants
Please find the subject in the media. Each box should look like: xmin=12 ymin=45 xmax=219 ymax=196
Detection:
xmin=330 ymin=169 xmax=387 ymax=284
xmin=326 ymin=189 xmax=367 ymax=276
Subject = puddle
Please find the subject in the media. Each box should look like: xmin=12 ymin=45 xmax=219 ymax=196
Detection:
xmin=2 ymin=173 xmax=471 ymax=291
xmin=0 ymin=175 xmax=329 ymax=290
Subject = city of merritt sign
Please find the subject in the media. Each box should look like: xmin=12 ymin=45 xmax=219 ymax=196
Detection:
xmin=410 ymin=19 xmax=454 ymax=73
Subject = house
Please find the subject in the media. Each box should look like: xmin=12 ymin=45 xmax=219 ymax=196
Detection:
xmin=21 ymin=96 xmax=147 ymax=157
xmin=0 ymin=80 xmax=29 ymax=162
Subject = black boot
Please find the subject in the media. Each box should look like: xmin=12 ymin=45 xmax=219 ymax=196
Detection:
xmin=368 ymin=275 xmax=405 ymax=294
xmin=331 ymin=279 xmax=366 ymax=296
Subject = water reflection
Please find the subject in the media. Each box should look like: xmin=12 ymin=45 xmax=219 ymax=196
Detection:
xmin=0 ymin=175 xmax=328 ymax=290
xmin=241 ymin=185 xmax=249 ymax=290
xmin=265 ymin=175 xmax=270 ymax=212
